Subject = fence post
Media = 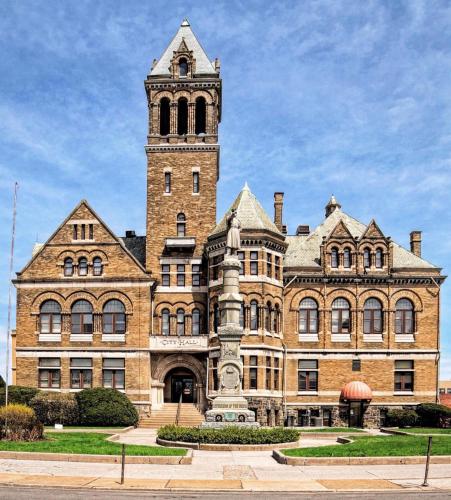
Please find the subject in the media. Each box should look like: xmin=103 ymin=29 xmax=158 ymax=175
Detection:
xmin=120 ymin=443 xmax=126 ymax=485
xmin=422 ymin=436 xmax=432 ymax=487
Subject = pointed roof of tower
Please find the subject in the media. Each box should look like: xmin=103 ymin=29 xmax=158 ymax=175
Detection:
xmin=210 ymin=183 xmax=282 ymax=237
xmin=150 ymin=19 xmax=217 ymax=76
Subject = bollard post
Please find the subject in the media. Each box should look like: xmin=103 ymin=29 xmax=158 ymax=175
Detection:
xmin=422 ymin=436 xmax=432 ymax=487
xmin=120 ymin=443 xmax=126 ymax=485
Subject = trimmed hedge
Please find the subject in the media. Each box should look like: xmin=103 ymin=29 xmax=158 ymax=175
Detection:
xmin=386 ymin=409 xmax=418 ymax=428
xmin=416 ymin=403 xmax=451 ymax=428
xmin=0 ymin=404 xmax=43 ymax=441
xmin=30 ymin=392 xmax=79 ymax=426
xmin=0 ymin=386 xmax=40 ymax=407
xmin=158 ymin=425 xmax=300 ymax=444
xmin=75 ymin=388 xmax=138 ymax=427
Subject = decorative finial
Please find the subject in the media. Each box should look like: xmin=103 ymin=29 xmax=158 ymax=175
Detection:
xmin=181 ymin=18 xmax=190 ymax=27
xmin=243 ymin=182 xmax=250 ymax=191
xmin=325 ymin=194 xmax=341 ymax=218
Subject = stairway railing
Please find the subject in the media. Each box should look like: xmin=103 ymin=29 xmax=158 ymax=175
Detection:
xmin=175 ymin=392 xmax=183 ymax=426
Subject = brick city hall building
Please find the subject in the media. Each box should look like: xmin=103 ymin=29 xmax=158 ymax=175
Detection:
xmin=12 ymin=20 xmax=445 ymax=428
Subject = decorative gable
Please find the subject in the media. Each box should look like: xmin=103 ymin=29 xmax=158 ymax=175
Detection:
xmin=361 ymin=219 xmax=385 ymax=240
xmin=327 ymin=220 xmax=354 ymax=240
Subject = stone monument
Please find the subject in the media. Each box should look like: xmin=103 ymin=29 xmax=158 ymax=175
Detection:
xmin=203 ymin=209 xmax=258 ymax=427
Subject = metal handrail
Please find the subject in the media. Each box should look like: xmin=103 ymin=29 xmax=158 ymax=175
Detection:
xmin=175 ymin=392 xmax=183 ymax=426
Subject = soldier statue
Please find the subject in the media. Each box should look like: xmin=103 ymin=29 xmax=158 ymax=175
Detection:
xmin=226 ymin=209 xmax=241 ymax=255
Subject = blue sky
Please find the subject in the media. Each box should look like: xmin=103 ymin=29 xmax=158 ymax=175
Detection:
xmin=0 ymin=0 xmax=450 ymax=380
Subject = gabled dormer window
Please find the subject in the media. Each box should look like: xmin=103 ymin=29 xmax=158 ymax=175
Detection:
xmin=179 ymin=58 xmax=188 ymax=77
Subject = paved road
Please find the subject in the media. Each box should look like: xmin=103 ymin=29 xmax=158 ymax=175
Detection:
xmin=0 ymin=486 xmax=449 ymax=499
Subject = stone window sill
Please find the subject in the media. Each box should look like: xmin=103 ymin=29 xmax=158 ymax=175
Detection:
xmin=38 ymin=334 xmax=61 ymax=342
xmin=298 ymin=391 xmax=318 ymax=395
xmin=298 ymin=334 xmax=319 ymax=342
xmin=102 ymin=334 xmax=126 ymax=342
xmin=394 ymin=391 xmax=414 ymax=396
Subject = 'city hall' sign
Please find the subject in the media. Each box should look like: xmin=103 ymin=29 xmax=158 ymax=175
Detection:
xmin=150 ymin=336 xmax=209 ymax=351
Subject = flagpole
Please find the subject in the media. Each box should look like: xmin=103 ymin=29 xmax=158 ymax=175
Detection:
xmin=5 ymin=182 xmax=18 ymax=406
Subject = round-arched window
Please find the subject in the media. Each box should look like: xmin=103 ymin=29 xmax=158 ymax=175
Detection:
xmin=40 ymin=300 xmax=62 ymax=334
xmin=71 ymin=300 xmax=93 ymax=334
xmin=192 ymin=308 xmax=201 ymax=336
xmin=177 ymin=308 xmax=185 ymax=335
xmin=395 ymin=298 xmax=414 ymax=334
xmin=331 ymin=298 xmax=350 ymax=333
xmin=78 ymin=257 xmax=88 ymax=276
xmin=64 ymin=257 xmax=73 ymax=276
xmin=363 ymin=298 xmax=382 ymax=334
xmin=93 ymin=257 xmax=103 ymax=276
xmin=179 ymin=58 xmax=188 ymax=77
xmin=299 ymin=298 xmax=318 ymax=334
xmin=162 ymin=308 xmax=170 ymax=335
xmin=331 ymin=247 xmax=339 ymax=268
xmin=103 ymin=299 xmax=126 ymax=334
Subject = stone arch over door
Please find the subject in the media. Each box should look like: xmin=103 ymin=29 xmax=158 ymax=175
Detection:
xmin=153 ymin=354 xmax=207 ymax=410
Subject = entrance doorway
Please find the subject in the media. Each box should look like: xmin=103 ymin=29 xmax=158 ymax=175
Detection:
xmin=349 ymin=401 xmax=364 ymax=427
xmin=164 ymin=367 xmax=197 ymax=403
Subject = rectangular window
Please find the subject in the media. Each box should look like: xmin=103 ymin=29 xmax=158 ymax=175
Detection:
xmin=211 ymin=255 xmax=222 ymax=281
xmin=275 ymin=256 xmax=280 ymax=280
xmin=81 ymin=224 xmax=86 ymax=240
xmin=193 ymin=172 xmax=199 ymax=193
xmin=192 ymin=264 xmax=201 ymax=287
xmin=161 ymin=264 xmax=170 ymax=287
xmin=266 ymin=356 xmax=271 ymax=390
xmin=249 ymin=356 xmax=258 ymax=389
xmin=237 ymin=251 xmax=245 ymax=275
xmin=250 ymin=251 xmax=258 ymax=275
xmin=70 ymin=358 xmax=93 ymax=389
xmin=38 ymin=358 xmax=61 ymax=388
xmin=103 ymin=358 xmax=125 ymax=389
xmin=298 ymin=360 xmax=318 ymax=391
xmin=266 ymin=253 xmax=272 ymax=278
xmin=177 ymin=264 xmax=185 ymax=287
xmin=394 ymin=360 xmax=414 ymax=392
xmin=89 ymin=224 xmax=93 ymax=240
xmin=212 ymin=358 xmax=219 ymax=391
xmin=352 ymin=359 xmax=361 ymax=371
xmin=165 ymin=172 xmax=171 ymax=193
xmin=273 ymin=358 xmax=280 ymax=390
xmin=73 ymin=224 xmax=78 ymax=240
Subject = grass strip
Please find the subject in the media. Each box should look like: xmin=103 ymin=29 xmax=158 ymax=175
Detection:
xmin=283 ymin=435 xmax=451 ymax=457
xmin=402 ymin=428 xmax=451 ymax=435
xmin=0 ymin=432 xmax=186 ymax=456
xmin=299 ymin=427 xmax=364 ymax=433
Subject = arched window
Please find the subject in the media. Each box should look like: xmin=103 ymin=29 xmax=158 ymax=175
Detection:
xmin=213 ymin=303 xmax=219 ymax=333
xmin=299 ymin=298 xmax=318 ymax=334
xmin=159 ymin=97 xmax=170 ymax=136
xmin=343 ymin=248 xmax=352 ymax=268
xmin=239 ymin=303 xmax=245 ymax=328
xmin=195 ymin=96 xmax=206 ymax=134
xmin=78 ymin=257 xmax=88 ymax=276
xmin=250 ymin=300 xmax=259 ymax=331
xmin=331 ymin=247 xmax=339 ymax=268
xmin=273 ymin=304 xmax=280 ymax=333
xmin=179 ymin=58 xmax=188 ymax=77
xmin=71 ymin=300 xmax=93 ymax=334
xmin=192 ymin=308 xmax=201 ymax=336
xmin=177 ymin=97 xmax=188 ymax=135
xmin=395 ymin=299 xmax=414 ymax=334
xmin=162 ymin=308 xmax=170 ymax=335
xmin=363 ymin=298 xmax=382 ymax=334
xmin=375 ymin=248 xmax=384 ymax=268
xmin=331 ymin=298 xmax=351 ymax=334
xmin=103 ymin=300 xmax=126 ymax=334
xmin=264 ymin=302 xmax=271 ymax=331
xmin=177 ymin=308 xmax=185 ymax=335
xmin=93 ymin=257 xmax=103 ymax=276
xmin=40 ymin=300 xmax=61 ymax=334
xmin=363 ymin=248 xmax=372 ymax=268
xmin=64 ymin=258 xmax=73 ymax=276
xmin=177 ymin=213 xmax=186 ymax=237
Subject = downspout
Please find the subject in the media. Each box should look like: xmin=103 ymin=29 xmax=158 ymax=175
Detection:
xmin=206 ymin=249 xmax=214 ymax=403
xmin=282 ymin=274 xmax=298 ymax=424
xmin=431 ymin=277 xmax=441 ymax=403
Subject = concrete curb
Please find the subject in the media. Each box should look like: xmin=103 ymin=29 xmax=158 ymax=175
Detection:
xmin=272 ymin=449 xmax=451 ymax=466
xmin=0 ymin=449 xmax=192 ymax=464
xmin=156 ymin=437 xmax=300 ymax=451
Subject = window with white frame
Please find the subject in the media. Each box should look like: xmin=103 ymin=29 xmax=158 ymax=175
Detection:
xmin=103 ymin=358 xmax=125 ymax=389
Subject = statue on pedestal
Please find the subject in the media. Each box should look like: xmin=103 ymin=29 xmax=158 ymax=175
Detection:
xmin=226 ymin=209 xmax=241 ymax=255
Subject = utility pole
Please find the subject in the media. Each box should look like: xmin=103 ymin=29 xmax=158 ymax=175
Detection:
xmin=5 ymin=182 xmax=18 ymax=406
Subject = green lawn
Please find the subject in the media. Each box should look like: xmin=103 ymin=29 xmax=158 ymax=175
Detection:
xmin=283 ymin=435 xmax=451 ymax=457
xmin=44 ymin=426 xmax=127 ymax=431
xmin=0 ymin=432 xmax=186 ymax=456
xmin=403 ymin=428 xmax=451 ymax=435
xmin=299 ymin=427 xmax=364 ymax=433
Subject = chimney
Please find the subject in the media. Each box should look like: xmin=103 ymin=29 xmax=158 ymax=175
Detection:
xmin=125 ymin=230 xmax=136 ymax=238
xmin=410 ymin=231 xmax=422 ymax=257
xmin=274 ymin=192 xmax=285 ymax=233
xmin=296 ymin=225 xmax=310 ymax=236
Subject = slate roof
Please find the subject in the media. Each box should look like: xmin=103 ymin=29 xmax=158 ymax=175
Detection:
xmin=150 ymin=19 xmax=217 ymax=77
xmin=285 ymin=205 xmax=437 ymax=270
xmin=120 ymin=236 xmax=146 ymax=267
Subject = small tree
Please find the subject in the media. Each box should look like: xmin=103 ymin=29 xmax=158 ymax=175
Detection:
xmin=30 ymin=392 xmax=79 ymax=426
xmin=0 ymin=404 xmax=43 ymax=441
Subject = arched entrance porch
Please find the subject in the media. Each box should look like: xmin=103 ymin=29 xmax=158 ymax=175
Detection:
xmin=164 ymin=367 xmax=196 ymax=403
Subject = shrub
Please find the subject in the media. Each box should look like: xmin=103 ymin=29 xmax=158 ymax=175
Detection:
xmin=75 ymin=388 xmax=138 ymax=427
xmin=0 ymin=404 xmax=43 ymax=441
xmin=158 ymin=425 xmax=300 ymax=444
xmin=386 ymin=409 xmax=418 ymax=428
xmin=30 ymin=392 xmax=79 ymax=426
xmin=0 ymin=386 xmax=40 ymax=407
xmin=416 ymin=403 xmax=451 ymax=428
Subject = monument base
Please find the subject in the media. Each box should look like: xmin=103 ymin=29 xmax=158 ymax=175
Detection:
xmin=201 ymin=396 xmax=260 ymax=428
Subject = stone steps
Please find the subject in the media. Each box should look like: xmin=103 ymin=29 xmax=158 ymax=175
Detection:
xmin=139 ymin=403 xmax=204 ymax=429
